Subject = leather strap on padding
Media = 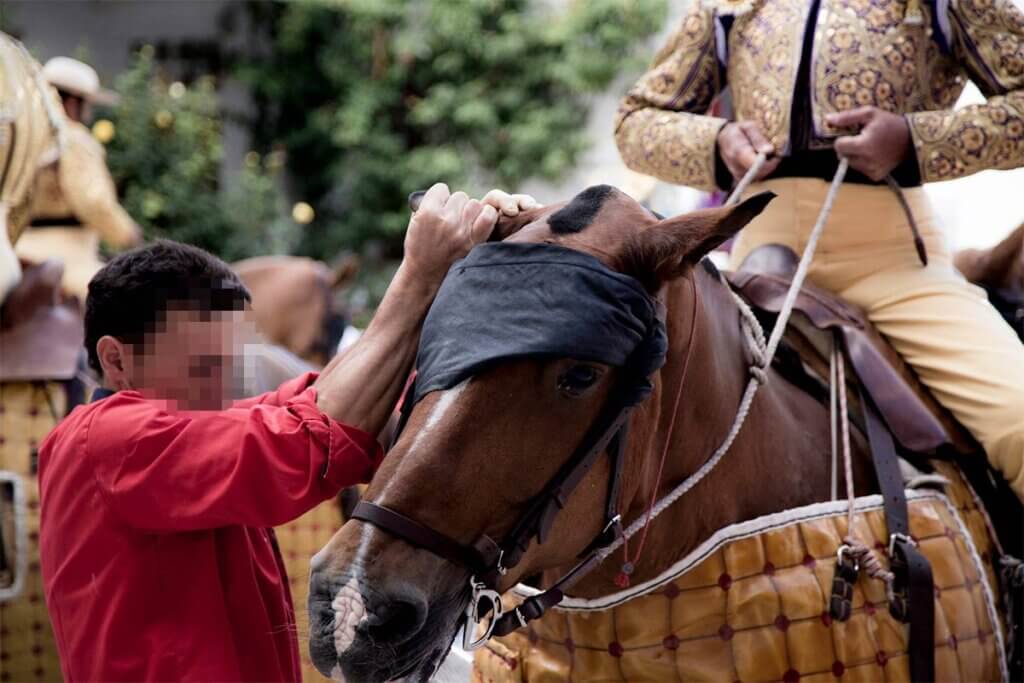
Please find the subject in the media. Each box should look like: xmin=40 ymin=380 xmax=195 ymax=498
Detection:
xmin=860 ymin=388 xmax=934 ymax=683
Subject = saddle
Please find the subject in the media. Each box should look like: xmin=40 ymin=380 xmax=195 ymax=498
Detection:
xmin=729 ymin=245 xmax=1024 ymax=681
xmin=727 ymin=245 xmax=1022 ymax=558
xmin=0 ymin=259 xmax=83 ymax=382
xmin=727 ymin=244 xmax=976 ymax=457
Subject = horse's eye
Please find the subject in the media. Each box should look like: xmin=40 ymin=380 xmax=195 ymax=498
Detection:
xmin=557 ymin=365 xmax=601 ymax=397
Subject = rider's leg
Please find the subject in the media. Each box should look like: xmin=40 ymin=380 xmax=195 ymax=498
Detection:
xmin=731 ymin=178 xmax=1024 ymax=501
xmin=14 ymin=226 xmax=101 ymax=302
xmin=841 ymin=266 xmax=1024 ymax=501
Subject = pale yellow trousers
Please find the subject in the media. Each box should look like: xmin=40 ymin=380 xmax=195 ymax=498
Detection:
xmin=15 ymin=226 xmax=103 ymax=304
xmin=730 ymin=178 xmax=1024 ymax=501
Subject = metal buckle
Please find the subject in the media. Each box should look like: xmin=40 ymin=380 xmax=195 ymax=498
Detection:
xmin=836 ymin=544 xmax=859 ymax=571
xmin=462 ymin=577 xmax=504 ymax=651
xmin=888 ymin=532 xmax=915 ymax=557
xmin=0 ymin=472 xmax=27 ymax=603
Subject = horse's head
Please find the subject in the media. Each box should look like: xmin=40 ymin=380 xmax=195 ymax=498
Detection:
xmin=234 ymin=254 xmax=359 ymax=365
xmin=309 ymin=185 xmax=773 ymax=682
xmin=955 ymin=222 xmax=1024 ymax=295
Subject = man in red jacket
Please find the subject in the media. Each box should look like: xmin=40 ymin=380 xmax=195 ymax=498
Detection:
xmin=37 ymin=183 xmax=536 ymax=682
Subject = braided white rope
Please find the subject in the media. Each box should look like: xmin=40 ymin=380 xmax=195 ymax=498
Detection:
xmin=724 ymin=152 xmax=769 ymax=207
xmin=836 ymin=344 xmax=896 ymax=588
xmin=589 ymin=155 xmax=851 ymax=569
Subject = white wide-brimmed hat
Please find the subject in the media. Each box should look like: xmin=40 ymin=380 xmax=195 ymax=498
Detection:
xmin=42 ymin=56 xmax=119 ymax=105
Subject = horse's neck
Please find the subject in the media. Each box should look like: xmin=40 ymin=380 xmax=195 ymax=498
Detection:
xmin=568 ymin=265 xmax=840 ymax=596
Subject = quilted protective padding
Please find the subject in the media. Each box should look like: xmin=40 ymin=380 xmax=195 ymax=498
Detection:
xmin=474 ymin=476 xmax=1004 ymax=683
xmin=274 ymin=500 xmax=343 ymax=682
xmin=0 ymin=382 xmax=65 ymax=683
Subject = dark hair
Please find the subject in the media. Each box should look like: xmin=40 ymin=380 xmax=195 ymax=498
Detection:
xmin=84 ymin=240 xmax=251 ymax=374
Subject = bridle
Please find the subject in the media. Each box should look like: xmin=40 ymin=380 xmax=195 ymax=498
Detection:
xmin=352 ymin=388 xmax=637 ymax=647
xmin=350 ymin=242 xmax=669 ymax=649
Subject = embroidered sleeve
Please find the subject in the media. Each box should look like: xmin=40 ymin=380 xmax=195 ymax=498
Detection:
xmin=614 ymin=2 xmax=728 ymax=192
xmin=60 ymin=123 xmax=141 ymax=249
xmin=906 ymin=0 xmax=1024 ymax=182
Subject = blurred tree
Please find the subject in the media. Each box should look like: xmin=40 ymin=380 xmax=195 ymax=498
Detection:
xmin=240 ymin=0 xmax=666 ymax=259
xmin=99 ymin=47 xmax=296 ymax=261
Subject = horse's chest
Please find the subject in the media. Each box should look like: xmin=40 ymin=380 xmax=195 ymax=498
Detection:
xmin=474 ymin=468 xmax=1005 ymax=682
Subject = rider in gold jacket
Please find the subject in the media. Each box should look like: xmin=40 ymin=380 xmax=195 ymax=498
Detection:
xmin=615 ymin=0 xmax=1024 ymax=500
xmin=15 ymin=57 xmax=141 ymax=303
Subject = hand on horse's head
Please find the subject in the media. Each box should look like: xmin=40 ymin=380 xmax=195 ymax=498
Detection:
xmin=401 ymin=183 xmax=539 ymax=288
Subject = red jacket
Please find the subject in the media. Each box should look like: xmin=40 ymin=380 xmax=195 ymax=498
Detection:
xmin=38 ymin=373 xmax=382 ymax=682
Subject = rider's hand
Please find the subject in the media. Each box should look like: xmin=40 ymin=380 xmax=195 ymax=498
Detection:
xmin=828 ymin=107 xmax=912 ymax=181
xmin=716 ymin=121 xmax=781 ymax=182
xmin=402 ymin=184 xmax=538 ymax=286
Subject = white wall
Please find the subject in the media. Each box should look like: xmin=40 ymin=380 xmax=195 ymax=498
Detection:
xmin=923 ymin=82 xmax=1024 ymax=251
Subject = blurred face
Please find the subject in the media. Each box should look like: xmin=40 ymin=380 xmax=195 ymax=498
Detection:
xmin=59 ymin=93 xmax=91 ymax=123
xmin=99 ymin=304 xmax=256 ymax=410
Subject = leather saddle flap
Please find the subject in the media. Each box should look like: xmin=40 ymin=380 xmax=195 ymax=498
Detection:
xmin=726 ymin=244 xmax=976 ymax=456
xmin=0 ymin=261 xmax=84 ymax=382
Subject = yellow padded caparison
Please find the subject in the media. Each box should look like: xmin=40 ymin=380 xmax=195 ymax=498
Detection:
xmin=474 ymin=467 xmax=1005 ymax=683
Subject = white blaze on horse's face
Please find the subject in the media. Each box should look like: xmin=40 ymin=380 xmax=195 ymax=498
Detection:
xmin=322 ymin=380 xmax=471 ymax=682
xmin=380 ymin=379 xmax=470 ymax=501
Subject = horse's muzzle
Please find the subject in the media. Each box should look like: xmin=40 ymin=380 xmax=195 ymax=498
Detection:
xmin=308 ymin=567 xmax=440 ymax=682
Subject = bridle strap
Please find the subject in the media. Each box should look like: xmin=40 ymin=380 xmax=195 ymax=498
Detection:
xmin=350 ymin=501 xmax=501 ymax=575
xmin=485 ymin=397 xmax=633 ymax=583
xmin=354 ymin=394 xmax=634 ymax=588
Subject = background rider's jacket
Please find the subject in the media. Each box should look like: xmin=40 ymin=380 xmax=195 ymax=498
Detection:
xmin=37 ymin=372 xmax=382 ymax=682
xmin=614 ymin=0 xmax=1024 ymax=190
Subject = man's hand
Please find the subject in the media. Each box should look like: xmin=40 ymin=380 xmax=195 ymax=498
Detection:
xmin=828 ymin=107 xmax=912 ymax=181
xmin=315 ymin=184 xmax=536 ymax=436
xmin=403 ymin=183 xmax=538 ymax=287
xmin=717 ymin=121 xmax=781 ymax=182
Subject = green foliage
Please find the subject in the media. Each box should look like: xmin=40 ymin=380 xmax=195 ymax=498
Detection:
xmin=241 ymin=0 xmax=666 ymax=259
xmin=100 ymin=49 xmax=295 ymax=262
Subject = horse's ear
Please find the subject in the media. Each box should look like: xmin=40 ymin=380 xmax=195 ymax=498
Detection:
xmin=489 ymin=206 xmax=548 ymax=242
xmin=328 ymin=254 xmax=360 ymax=291
xmin=620 ymin=192 xmax=775 ymax=288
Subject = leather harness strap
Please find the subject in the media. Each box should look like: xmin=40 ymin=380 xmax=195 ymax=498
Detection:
xmin=350 ymin=502 xmax=500 ymax=576
xmin=351 ymin=387 xmax=635 ymax=635
xmin=860 ymin=388 xmax=935 ymax=683
xmin=28 ymin=216 xmax=83 ymax=228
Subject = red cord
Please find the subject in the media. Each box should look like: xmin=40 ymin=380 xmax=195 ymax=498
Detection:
xmin=617 ymin=275 xmax=700 ymax=587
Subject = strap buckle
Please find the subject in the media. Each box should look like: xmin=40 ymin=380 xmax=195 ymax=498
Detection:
xmin=837 ymin=543 xmax=860 ymax=572
xmin=602 ymin=514 xmax=622 ymax=538
xmin=462 ymin=577 xmax=504 ymax=651
xmin=495 ymin=549 xmax=508 ymax=577
xmin=888 ymin=532 xmax=916 ymax=558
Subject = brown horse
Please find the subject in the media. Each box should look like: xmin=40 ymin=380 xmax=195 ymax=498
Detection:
xmin=956 ymin=222 xmax=1024 ymax=340
xmin=233 ymin=253 xmax=359 ymax=365
xmin=305 ymin=187 xmax=900 ymax=681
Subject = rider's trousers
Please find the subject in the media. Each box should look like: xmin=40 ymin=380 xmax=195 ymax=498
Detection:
xmin=730 ymin=178 xmax=1024 ymax=502
xmin=15 ymin=226 xmax=103 ymax=304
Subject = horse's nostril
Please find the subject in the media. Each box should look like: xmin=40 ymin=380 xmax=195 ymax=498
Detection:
xmin=358 ymin=593 xmax=428 ymax=645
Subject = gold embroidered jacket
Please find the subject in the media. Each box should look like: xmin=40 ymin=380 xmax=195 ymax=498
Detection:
xmin=615 ymin=0 xmax=1024 ymax=190
xmin=28 ymin=121 xmax=138 ymax=248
